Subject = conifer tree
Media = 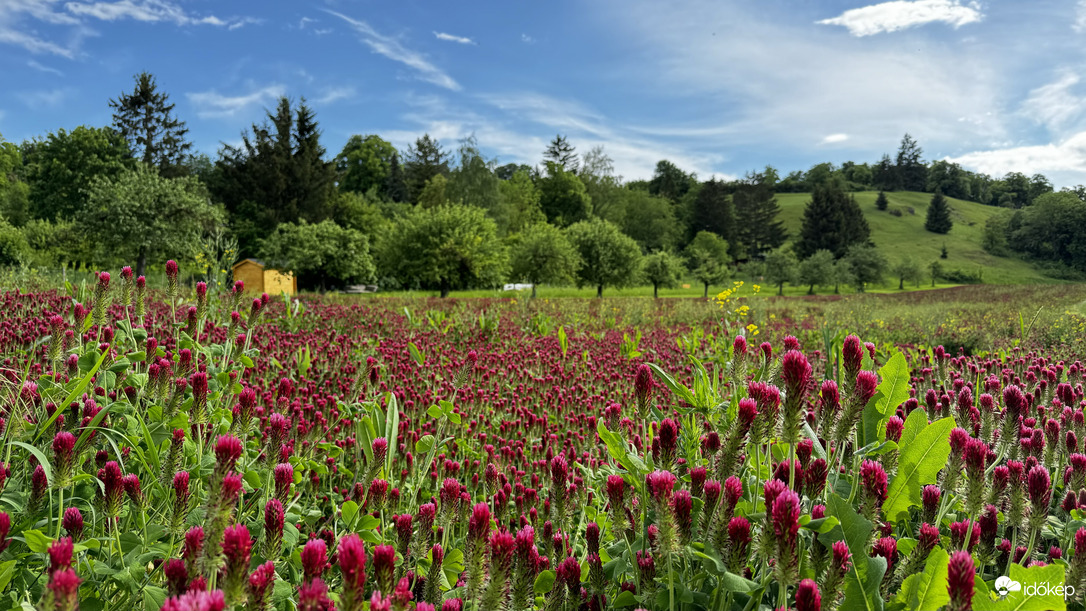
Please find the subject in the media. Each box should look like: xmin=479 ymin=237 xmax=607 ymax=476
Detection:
xmin=543 ymin=134 xmax=578 ymax=173
xmin=925 ymin=190 xmax=953 ymax=234
xmin=795 ymin=180 xmax=870 ymax=259
xmin=875 ymin=190 xmax=889 ymax=211
xmin=109 ymin=72 xmax=191 ymax=176
xmin=732 ymin=179 xmax=786 ymax=258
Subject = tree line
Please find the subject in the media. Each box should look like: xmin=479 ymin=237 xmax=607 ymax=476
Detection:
xmin=0 ymin=72 xmax=1081 ymax=294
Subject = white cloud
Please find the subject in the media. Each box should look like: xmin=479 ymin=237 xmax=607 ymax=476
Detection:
xmin=315 ymin=86 xmax=356 ymax=105
xmin=1021 ymin=72 xmax=1086 ymax=133
xmin=27 ymin=59 xmax=64 ymax=75
xmin=64 ymin=0 xmax=249 ymax=28
xmin=601 ymin=0 xmax=1005 ymax=163
xmin=434 ymin=31 xmax=474 ymax=45
xmin=1075 ymin=0 xmax=1086 ymax=33
xmin=821 ymin=133 xmax=849 ymax=144
xmin=17 ymin=88 xmax=67 ymax=108
xmin=186 ymin=84 xmax=286 ymax=119
xmin=324 ymin=10 xmax=460 ymax=91
xmin=818 ymin=0 xmax=983 ymax=37
xmin=0 ymin=0 xmax=254 ymax=57
xmin=949 ymin=132 xmax=1086 ymax=177
xmin=521 ymin=33 xmax=535 ymax=44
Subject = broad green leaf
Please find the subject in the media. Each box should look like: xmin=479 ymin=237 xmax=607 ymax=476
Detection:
xmin=597 ymin=421 xmax=648 ymax=477
xmin=822 ymin=494 xmax=884 ymax=611
xmin=0 ymin=560 xmax=15 ymax=592
xmin=611 ymin=590 xmax=639 ymax=607
xmin=893 ymin=546 xmax=949 ymax=611
xmin=415 ymin=434 xmax=435 ymax=455
xmin=860 ymin=351 xmax=910 ymax=446
xmin=408 ymin=342 xmax=424 ymax=366
xmin=883 ymin=417 xmax=955 ymax=523
xmin=534 ymin=570 xmax=556 ymax=595
xmin=974 ymin=563 xmax=1068 ymax=611
xmin=802 ymin=421 xmax=828 ymax=460
xmin=23 ymin=529 xmax=53 ymax=553
xmin=341 ymin=501 xmax=359 ymax=526
xmin=142 ymin=585 xmax=167 ymax=611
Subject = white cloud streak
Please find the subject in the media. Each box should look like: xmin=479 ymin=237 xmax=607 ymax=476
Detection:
xmin=315 ymin=86 xmax=356 ymax=105
xmin=27 ymin=58 xmax=64 ymax=75
xmin=821 ymin=133 xmax=849 ymax=144
xmin=949 ymin=132 xmax=1086 ymax=177
xmin=0 ymin=0 xmax=254 ymax=57
xmin=433 ymin=31 xmax=474 ymax=45
xmin=818 ymin=0 xmax=983 ymax=37
xmin=186 ymin=84 xmax=286 ymax=119
xmin=1021 ymin=72 xmax=1086 ymax=133
xmin=324 ymin=10 xmax=460 ymax=91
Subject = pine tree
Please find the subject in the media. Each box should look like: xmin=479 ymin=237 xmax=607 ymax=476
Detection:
xmin=386 ymin=153 xmax=408 ymax=202
xmin=109 ymin=72 xmax=191 ymax=176
xmin=211 ymin=97 xmax=334 ymax=255
xmin=543 ymin=134 xmax=578 ymax=173
xmin=404 ymin=135 xmax=450 ymax=203
xmin=875 ymin=190 xmax=889 ymax=211
xmin=795 ymin=181 xmax=871 ymax=259
xmin=689 ymin=179 xmax=735 ymax=246
xmin=925 ymin=190 xmax=953 ymax=234
xmin=895 ymin=133 xmax=927 ymax=191
xmin=732 ymin=180 xmax=786 ymax=259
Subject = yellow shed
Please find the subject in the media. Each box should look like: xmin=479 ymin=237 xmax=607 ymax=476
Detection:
xmin=231 ymin=259 xmax=297 ymax=296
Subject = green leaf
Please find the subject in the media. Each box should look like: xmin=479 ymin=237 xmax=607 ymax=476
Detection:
xmin=973 ymin=563 xmax=1068 ymax=611
xmin=341 ymin=501 xmax=359 ymax=526
xmin=883 ymin=416 xmax=955 ymax=523
xmin=893 ymin=546 xmax=949 ymax=611
xmin=597 ymin=420 xmax=648 ymax=478
xmin=408 ymin=342 xmax=424 ymax=366
xmin=427 ymin=404 xmax=443 ymax=419
xmin=10 ymin=442 xmax=52 ymax=485
xmin=800 ymin=516 xmax=840 ymax=534
xmin=822 ymin=494 xmax=884 ymax=611
xmin=557 ymin=326 xmax=568 ymax=359
xmin=803 ymin=421 xmax=828 ymax=461
xmin=0 ymin=560 xmax=16 ymax=593
xmin=874 ymin=351 xmax=911 ymax=440
xmin=240 ymin=355 xmax=254 ymax=368
xmin=415 ymin=434 xmax=435 ymax=455
xmin=648 ymin=362 xmax=697 ymax=407
xmin=35 ymin=348 xmax=107 ymax=442
xmin=141 ymin=585 xmax=167 ymax=611
xmin=23 ymin=529 xmax=53 ymax=553
xmin=243 ymin=470 xmax=262 ymax=490
xmin=611 ymin=590 xmax=639 ymax=607
xmin=534 ymin=570 xmax=556 ymax=595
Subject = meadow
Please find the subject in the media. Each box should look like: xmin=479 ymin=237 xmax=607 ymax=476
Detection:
xmin=5 ymin=265 xmax=1086 ymax=611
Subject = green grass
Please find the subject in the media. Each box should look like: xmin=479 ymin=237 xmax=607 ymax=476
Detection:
xmin=774 ymin=191 xmax=1049 ymax=284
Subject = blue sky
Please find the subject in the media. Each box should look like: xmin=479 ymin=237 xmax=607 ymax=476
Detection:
xmin=2 ymin=0 xmax=1086 ymax=186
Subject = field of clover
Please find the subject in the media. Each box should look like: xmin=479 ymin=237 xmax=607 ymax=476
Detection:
xmin=2 ymin=262 xmax=1086 ymax=611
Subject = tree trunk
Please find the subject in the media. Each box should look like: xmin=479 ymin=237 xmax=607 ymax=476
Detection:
xmin=778 ymin=283 xmax=783 ymax=296
xmin=834 ymin=282 xmax=840 ymax=294
xmin=440 ymin=280 xmax=450 ymax=298
xmin=703 ymin=283 xmax=709 ymax=299
xmin=531 ymin=284 xmax=537 ymax=299
xmin=899 ymin=277 xmax=904 ymax=290
xmin=136 ymin=248 xmax=148 ymax=278
xmin=808 ymin=284 xmax=814 ymax=295
xmin=596 ymin=284 xmax=603 ymax=298
xmin=653 ymin=284 xmax=659 ymax=299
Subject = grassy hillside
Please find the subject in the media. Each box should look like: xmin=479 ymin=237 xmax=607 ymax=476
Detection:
xmin=773 ymin=191 xmax=1048 ymax=284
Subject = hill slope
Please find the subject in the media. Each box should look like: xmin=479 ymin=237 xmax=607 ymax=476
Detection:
xmin=773 ymin=191 xmax=1047 ymax=284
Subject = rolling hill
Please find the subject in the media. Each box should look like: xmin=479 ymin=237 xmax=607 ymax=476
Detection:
xmin=772 ymin=191 xmax=1049 ymax=284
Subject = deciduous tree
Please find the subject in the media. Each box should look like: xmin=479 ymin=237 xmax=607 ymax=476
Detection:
xmin=259 ymin=219 xmax=375 ymax=290
xmin=641 ymin=250 xmax=684 ymax=298
xmin=509 ymin=222 xmax=580 ymax=297
xmin=565 ymin=217 xmax=641 ymax=297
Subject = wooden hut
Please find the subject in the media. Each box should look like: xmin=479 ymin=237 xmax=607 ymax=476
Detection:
xmin=231 ymin=259 xmax=297 ymax=296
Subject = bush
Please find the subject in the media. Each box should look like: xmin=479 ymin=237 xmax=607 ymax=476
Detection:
xmin=940 ymin=268 xmax=983 ymax=284
xmin=0 ymin=219 xmax=28 ymax=266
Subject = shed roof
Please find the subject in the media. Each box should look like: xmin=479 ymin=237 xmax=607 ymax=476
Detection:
xmin=232 ymin=258 xmax=265 ymax=269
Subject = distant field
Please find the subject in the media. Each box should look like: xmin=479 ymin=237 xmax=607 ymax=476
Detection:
xmin=774 ymin=191 xmax=1049 ymax=284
